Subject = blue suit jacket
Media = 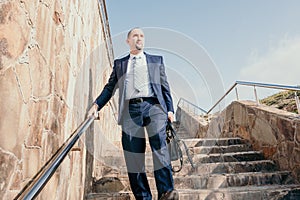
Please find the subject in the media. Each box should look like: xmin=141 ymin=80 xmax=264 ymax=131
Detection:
xmin=95 ymin=52 xmax=174 ymax=125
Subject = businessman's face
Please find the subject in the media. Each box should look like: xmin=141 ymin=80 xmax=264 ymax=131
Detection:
xmin=127 ymin=28 xmax=144 ymax=54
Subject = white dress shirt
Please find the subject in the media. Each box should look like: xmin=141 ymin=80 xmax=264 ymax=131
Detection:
xmin=125 ymin=52 xmax=154 ymax=100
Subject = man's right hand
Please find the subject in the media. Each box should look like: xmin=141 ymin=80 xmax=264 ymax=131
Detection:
xmin=88 ymin=103 xmax=100 ymax=119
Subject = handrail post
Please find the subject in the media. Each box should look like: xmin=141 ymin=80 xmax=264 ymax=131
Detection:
xmin=295 ymin=92 xmax=300 ymax=114
xmin=254 ymin=86 xmax=259 ymax=104
xmin=235 ymin=87 xmax=239 ymax=100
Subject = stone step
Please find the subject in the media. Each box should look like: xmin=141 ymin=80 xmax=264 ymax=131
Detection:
xmin=104 ymin=149 xmax=123 ymax=157
xmin=176 ymin=160 xmax=279 ymax=176
xmin=86 ymin=185 xmax=300 ymax=200
xmin=102 ymin=156 xmax=125 ymax=167
xmin=131 ymin=171 xmax=294 ymax=191
xmin=160 ymin=171 xmax=292 ymax=190
xmin=194 ymin=137 xmax=247 ymax=147
xmin=103 ymin=142 xmax=253 ymax=161
xmin=86 ymin=192 xmax=133 ymax=200
xmin=115 ymin=160 xmax=278 ymax=178
xmin=191 ymin=144 xmax=252 ymax=154
xmin=179 ymin=137 xmax=247 ymax=148
xmin=102 ymin=153 xmax=156 ymax=167
xmin=107 ymin=138 xmax=249 ymax=156
xmin=111 ymin=137 xmax=248 ymax=150
xmin=173 ymin=171 xmax=294 ymax=189
xmin=190 ymin=151 xmax=265 ymax=164
xmin=102 ymin=150 xmax=266 ymax=172
xmin=174 ymin=185 xmax=300 ymax=200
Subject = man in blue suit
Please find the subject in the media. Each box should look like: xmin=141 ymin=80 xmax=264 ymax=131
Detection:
xmin=88 ymin=27 xmax=178 ymax=200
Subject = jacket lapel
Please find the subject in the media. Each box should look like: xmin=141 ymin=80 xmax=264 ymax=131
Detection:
xmin=145 ymin=53 xmax=154 ymax=82
xmin=121 ymin=55 xmax=130 ymax=75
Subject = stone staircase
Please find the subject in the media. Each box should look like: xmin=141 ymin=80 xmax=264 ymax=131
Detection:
xmin=86 ymin=123 xmax=300 ymax=200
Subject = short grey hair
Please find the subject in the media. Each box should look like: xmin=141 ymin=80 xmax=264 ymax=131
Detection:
xmin=127 ymin=27 xmax=141 ymax=38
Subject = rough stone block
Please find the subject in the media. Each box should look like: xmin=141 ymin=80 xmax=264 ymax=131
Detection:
xmin=93 ymin=177 xmax=125 ymax=193
xmin=252 ymin=116 xmax=276 ymax=145
xmin=0 ymin=148 xmax=17 ymax=197
xmin=23 ymin=147 xmax=40 ymax=179
xmin=0 ymin=1 xmax=30 ymax=71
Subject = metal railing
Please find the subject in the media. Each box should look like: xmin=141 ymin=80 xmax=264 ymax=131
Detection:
xmin=15 ymin=115 xmax=96 ymax=200
xmin=178 ymin=80 xmax=300 ymax=116
xmin=177 ymin=98 xmax=208 ymax=115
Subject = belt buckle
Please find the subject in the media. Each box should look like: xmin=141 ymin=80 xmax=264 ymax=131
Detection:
xmin=137 ymin=97 xmax=143 ymax=103
xmin=129 ymin=97 xmax=143 ymax=104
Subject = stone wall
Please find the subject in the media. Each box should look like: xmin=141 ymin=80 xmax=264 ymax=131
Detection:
xmin=175 ymin=106 xmax=209 ymax=138
xmin=177 ymin=100 xmax=300 ymax=182
xmin=0 ymin=0 xmax=120 ymax=199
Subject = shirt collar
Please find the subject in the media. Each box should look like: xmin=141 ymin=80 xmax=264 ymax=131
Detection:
xmin=130 ymin=52 xmax=145 ymax=60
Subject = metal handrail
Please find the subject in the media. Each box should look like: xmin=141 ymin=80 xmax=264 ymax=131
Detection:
xmin=177 ymin=98 xmax=208 ymax=115
xmin=177 ymin=81 xmax=300 ymax=115
xmin=235 ymin=80 xmax=300 ymax=90
xmin=207 ymin=81 xmax=300 ymax=114
xmin=15 ymin=115 xmax=96 ymax=200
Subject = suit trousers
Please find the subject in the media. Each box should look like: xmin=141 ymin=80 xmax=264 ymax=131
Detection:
xmin=121 ymin=98 xmax=174 ymax=200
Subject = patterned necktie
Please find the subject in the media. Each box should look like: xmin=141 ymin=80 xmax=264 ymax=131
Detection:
xmin=133 ymin=56 xmax=147 ymax=91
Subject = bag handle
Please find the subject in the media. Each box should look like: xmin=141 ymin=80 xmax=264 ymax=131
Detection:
xmin=167 ymin=121 xmax=195 ymax=172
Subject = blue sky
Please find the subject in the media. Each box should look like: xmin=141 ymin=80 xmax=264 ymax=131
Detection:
xmin=106 ymin=1 xmax=300 ymax=111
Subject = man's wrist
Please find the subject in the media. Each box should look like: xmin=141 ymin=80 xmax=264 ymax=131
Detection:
xmin=93 ymin=103 xmax=99 ymax=111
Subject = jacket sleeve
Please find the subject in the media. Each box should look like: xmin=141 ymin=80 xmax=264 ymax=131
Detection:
xmin=159 ymin=57 xmax=174 ymax=113
xmin=94 ymin=60 xmax=119 ymax=110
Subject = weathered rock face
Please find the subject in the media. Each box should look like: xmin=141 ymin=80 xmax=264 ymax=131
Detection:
xmin=0 ymin=0 xmax=119 ymax=199
xmin=218 ymin=101 xmax=300 ymax=183
xmin=177 ymin=100 xmax=300 ymax=183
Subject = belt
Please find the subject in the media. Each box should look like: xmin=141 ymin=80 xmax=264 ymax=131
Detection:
xmin=129 ymin=97 xmax=156 ymax=104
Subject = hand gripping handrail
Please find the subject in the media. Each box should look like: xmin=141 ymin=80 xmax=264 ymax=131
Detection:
xmin=15 ymin=115 xmax=96 ymax=200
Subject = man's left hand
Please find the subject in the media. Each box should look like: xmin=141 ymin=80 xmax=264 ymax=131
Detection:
xmin=168 ymin=112 xmax=174 ymax=123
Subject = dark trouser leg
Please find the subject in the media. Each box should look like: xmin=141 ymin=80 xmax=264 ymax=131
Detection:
xmin=121 ymin=99 xmax=174 ymax=199
xmin=145 ymin=102 xmax=174 ymax=199
xmin=121 ymin=104 xmax=152 ymax=200
xmin=149 ymin=134 xmax=174 ymax=199
xmin=122 ymin=132 xmax=152 ymax=200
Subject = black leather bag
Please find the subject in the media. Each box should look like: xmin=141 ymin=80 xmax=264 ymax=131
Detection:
xmin=167 ymin=137 xmax=182 ymax=161
xmin=166 ymin=121 xmax=195 ymax=172
xmin=166 ymin=122 xmax=183 ymax=172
